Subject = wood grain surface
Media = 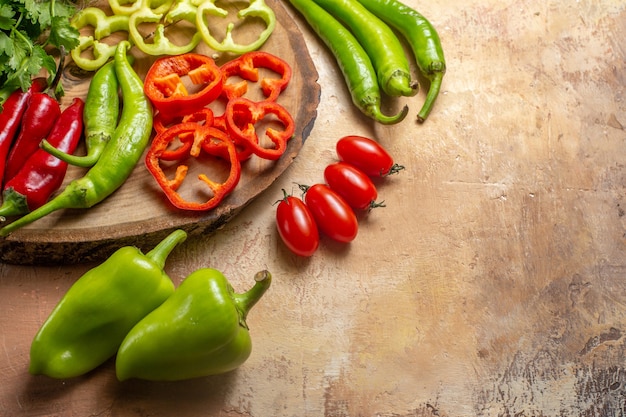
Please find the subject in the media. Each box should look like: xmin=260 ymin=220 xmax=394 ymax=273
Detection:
xmin=0 ymin=0 xmax=320 ymax=265
xmin=1 ymin=0 xmax=625 ymax=416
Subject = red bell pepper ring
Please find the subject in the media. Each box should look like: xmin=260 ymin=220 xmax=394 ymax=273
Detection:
xmin=220 ymin=51 xmax=292 ymax=102
xmin=145 ymin=122 xmax=241 ymax=211
xmin=144 ymin=53 xmax=223 ymax=120
xmin=225 ymin=97 xmax=295 ymax=161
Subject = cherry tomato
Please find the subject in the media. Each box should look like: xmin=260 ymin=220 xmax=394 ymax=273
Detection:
xmin=303 ymin=184 xmax=358 ymax=243
xmin=336 ymin=135 xmax=404 ymax=177
xmin=324 ymin=162 xmax=380 ymax=211
xmin=276 ymin=191 xmax=319 ymax=257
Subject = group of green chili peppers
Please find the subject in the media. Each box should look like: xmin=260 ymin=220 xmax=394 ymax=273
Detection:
xmin=71 ymin=0 xmax=276 ymax=71
xmin=29 ymin=229 xmax=272 ymax=381
xmin=287 ymin=0 xmax=446 ymax=124
xmin=0 ymin=41 xmax=151 ymax=237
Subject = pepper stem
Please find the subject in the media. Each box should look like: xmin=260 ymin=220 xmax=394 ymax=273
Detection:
xmin=417 ymin=71 xmax=443 ymax=123
xmin=233 ymin=270 xmax=272 ymax=322
xmin=145 ymin=229 xmax=187 ymax=270
xmin=368 ymin=103 xmax=408 ymax=125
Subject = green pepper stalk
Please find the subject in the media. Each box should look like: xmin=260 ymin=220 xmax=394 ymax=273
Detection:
xmin=116 ymin=269 xmax=272 ymax=381
xmin=29 ymin=229 xmax=187 ymax=379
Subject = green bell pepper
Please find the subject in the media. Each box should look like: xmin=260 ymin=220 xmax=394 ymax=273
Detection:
xmin=70 ymin=7 xmax=130 ymax=71
xmin=115 ymin=268 xmax=272 ymax=381
xmin=29 ymin=229 xmax=187 ymax=379
xmin=128 ymin=2 xmax=202 ymax=56
xmin=196 ymin=0 xmax=276 ymax=54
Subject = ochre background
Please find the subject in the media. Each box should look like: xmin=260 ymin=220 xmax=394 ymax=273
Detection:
xmin=1 ymin=0 xmax=625 ymax=416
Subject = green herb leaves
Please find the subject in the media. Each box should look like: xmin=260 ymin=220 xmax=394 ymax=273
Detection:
xmin=0 ymin=0 xmax=79 ymax=106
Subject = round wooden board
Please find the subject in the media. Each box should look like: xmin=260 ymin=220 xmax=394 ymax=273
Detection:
xmin=0 ymin=0 xmax=320 ymax=265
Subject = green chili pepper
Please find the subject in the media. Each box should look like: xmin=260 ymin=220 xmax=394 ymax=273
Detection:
xmin=357 ymin=0 xmax=446 ymax=122
xmin=0 ymin=41 xmax=152 ymax=237
xmin=287 ymin=0 xmax=407 ymax=125
xmin=41 ymin=61 xmax=119 ymax=168
xmin=70 ymin=7 xmax=130 ymax=72
xmin=116 ymin=269 xmax=272 ymax=381
xmin=29 ymin=229 xmax=187 ymax=379
xmin=311 ymin=0 xmax=417 ymax=98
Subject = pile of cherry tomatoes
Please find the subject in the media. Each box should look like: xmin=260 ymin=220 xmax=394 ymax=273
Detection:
xmin=275 ymin=135 xmax=404 ymax=257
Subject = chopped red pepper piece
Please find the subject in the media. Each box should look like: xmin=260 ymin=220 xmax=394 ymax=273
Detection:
xmin=144 ymin=53 xmax=223 ymax=120
xmin=145 ymin=122 xmax=241 ymax=211
xmin=220 ymin=51 xmax=292 ymax=102
xmin=225 ymin=97 xmax=295 ymax=161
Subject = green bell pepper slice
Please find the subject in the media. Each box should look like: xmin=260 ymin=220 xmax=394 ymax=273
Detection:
xmin=28 ymin=230 xmax=187 ymax=379
xmin=108 ymin=0 xmax=174 ymax=16
xmin=116 ymin=268 xmax=272 ymax=381
xmin=70 ymin=7 xmax=130 ymax=71
xmin=196 ymin=0 xmax=276 ymax=54
xmin=129 ymin=1 xmax=202 ymax=56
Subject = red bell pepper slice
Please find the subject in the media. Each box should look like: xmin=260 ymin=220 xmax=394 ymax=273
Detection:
xmin=144 ymin=53 xmax=223 ymax=120
xmin=220 ymin=51 xmax=292 ymax=102
xmin=145 ymin=122 xmax=241 ymax=211
xmin=224 ymin=97 xmax=295 ymax=161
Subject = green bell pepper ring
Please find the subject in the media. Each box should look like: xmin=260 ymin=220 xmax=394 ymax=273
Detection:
xmin=128 ymin=2 xmax=202 ymax=56
xmin=196 ymin=0 xmax=276 ymax=54
xmin=29 ymin=229 xmax=187 ymax=379
xmin=70 ymin=7 xmax=130 ymax=72
xmin=116 ymin=269 xmax=272 ymax=381
xmin=108 ymin=0 xmax=174 ymax=16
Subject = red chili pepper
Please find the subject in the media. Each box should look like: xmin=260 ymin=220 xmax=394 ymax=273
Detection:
xmin=0 ymin=78 xmax=48 ymax=185
xmin=220 ymin=51 xmax=292 ymax=102
xmin=144 ymin=53 xmax=223 ymax=120
xmin=3 ymin=92 xmax=62 ymax=184
xmin=0 ymin=98 xmax=84 ymax=218
xmin=145 ymin=122 xmax=241 ymax=211
xmin=224 ymin=97 xmax=295 ymax=161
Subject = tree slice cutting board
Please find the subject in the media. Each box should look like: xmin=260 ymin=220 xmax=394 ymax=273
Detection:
xmin=0 ymin=0 xmax=320 ymax=265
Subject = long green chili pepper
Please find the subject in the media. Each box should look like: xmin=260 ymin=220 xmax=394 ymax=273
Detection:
xmin=287 ymin=0 xmax=407 ymax=125
xmin=0 ymin=41 xmax=152 ymax=237
xmin=41 ymin=61 xmax=120 ymax=168
xmin=357 ymin=0 xmax=446 ymax=122
xmin=311 ymin=0 xmax=417 ymax=98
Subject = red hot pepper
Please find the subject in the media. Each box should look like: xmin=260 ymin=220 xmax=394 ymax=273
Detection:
xmin=220 ymin=51 xmax=292 ymax=102
xmin=144 ymin=53 xmax=223 ymax=120
xmin=3 ymin=92 xmax=62 ymax=184
xmin=225 ymin=97 xmax=295 ymax=160
xmin=145 ymin=122 xmax=241 ymax=211
xmin=0 ymin=98 xmax=84 ymax=218
xmin=0 ymin=78 xmax=48 ymax=185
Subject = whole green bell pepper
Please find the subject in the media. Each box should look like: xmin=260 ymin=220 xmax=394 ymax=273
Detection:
xmin=115 ymin=268 xmax=272 ymax=381
xmin=29 ymin=229 xmax=187 ymax=379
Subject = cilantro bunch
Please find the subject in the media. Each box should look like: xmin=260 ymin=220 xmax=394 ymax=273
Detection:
xmin=0 ymin=0 xmax=80 ymax=106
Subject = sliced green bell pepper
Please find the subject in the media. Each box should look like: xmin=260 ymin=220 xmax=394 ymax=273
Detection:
xmin=70 ymin=7 xmax=130 ymax=71
xmin=128 ymin=0 xmax=202 ymax=56
xmin=28 ymin=229 xmax=187 ymax=379
xmin=196 ymin=0 xmax=276 ymax=54
xmin=116 ymin=268 xmax=272 ymax=381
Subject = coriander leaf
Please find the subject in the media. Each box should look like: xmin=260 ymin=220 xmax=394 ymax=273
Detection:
xmin=48 ymin=15 xmax=79 ymax=50
xmin=0 ymin=5 xmax=16 ymax=31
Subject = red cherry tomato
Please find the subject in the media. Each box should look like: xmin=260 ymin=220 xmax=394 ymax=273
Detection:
xmin=276 ymin=191 xmax=319 ymax=257
xmin=303 ymin=184 xmax=358 ymax=243
xmin=324 ymin=162 xmax=380 ymax=211
xmin=336 ymin=135 xmax=404 ymax=177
